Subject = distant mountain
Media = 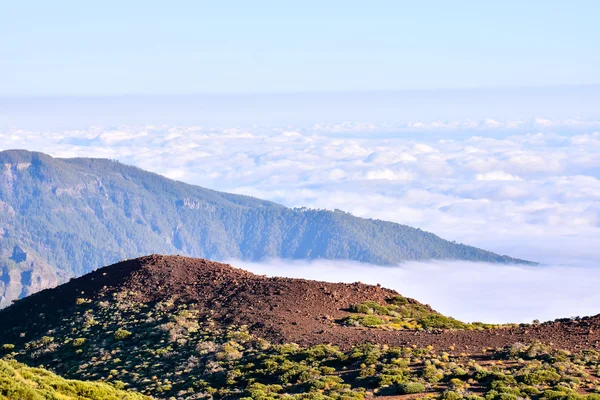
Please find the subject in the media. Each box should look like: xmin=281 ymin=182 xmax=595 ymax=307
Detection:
xmin=0 ymin=149 xmax=533 ymax=306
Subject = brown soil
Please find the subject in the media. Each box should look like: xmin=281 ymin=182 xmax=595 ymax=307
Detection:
xmin=2 ymin=255 xmax=599 ymax=353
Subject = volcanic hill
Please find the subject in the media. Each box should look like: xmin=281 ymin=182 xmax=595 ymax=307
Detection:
xmin=1 ymin=255 xmax=598 ymax=351
xmin=2 ymin=255 xmax=600 ymax=400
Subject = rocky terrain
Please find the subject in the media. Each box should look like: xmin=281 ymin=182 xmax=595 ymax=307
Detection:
xmin=1 ymin=255 xmax=597 ymax=352
xmin=2 ymin=255 xmax=599 ymax=400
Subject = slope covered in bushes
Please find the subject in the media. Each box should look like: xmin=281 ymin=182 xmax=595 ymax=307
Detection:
xmin=0 ymin=358 xmax=148 ymax=400
xmin=1 ymin=255 xmax=600 ymax=399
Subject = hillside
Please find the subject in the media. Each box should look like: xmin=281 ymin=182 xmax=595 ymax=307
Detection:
xmin=0 ymin=359 xmax=148 ymax=399
xmin=0 ymin=149 xmax=534 ymax=306
xmin=0 ymin=255 xmax=598 ymax=400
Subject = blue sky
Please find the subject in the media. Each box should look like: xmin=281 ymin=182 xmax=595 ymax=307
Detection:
xmin=1 ymin=0 xmax=599 ymax=96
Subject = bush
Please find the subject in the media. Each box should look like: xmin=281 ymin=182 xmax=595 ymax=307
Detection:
xmin=72 ymin=338 xmax=86 ymax=347
xmin=1 ymin=344 xmax=15 ymax=352
xmin=442 ymin=390 xmax=462 ymax=400
xmin=523 ymin=369 xmax=561 ymax=385
xmin=388 ymin=295 xmax=409 ymax=306
xmin=114 ymin=329 xmax=132 ymax=341
xmin=423 ymin=364 xmax=443 ymax=383
xmin=394 ymin=382 xmax=426 ymax=394
xmin=216 ymin=342 xmax=242 ymax=361
xmin=344 ymin=315 xmax=385 ymax=327
xmin=496 ymin=394 xmax=518 ymax=400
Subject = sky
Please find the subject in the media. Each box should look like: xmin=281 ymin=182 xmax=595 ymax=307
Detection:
xmin=1 ymin=0 xmax=599 ymax=96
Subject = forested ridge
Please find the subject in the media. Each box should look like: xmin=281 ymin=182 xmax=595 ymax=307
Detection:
xmin=0 ymin=149 xmax=533 ymax=307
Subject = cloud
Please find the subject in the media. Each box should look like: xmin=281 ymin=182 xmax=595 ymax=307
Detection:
xmin=365 ymin=169 xmax=415 ymax=181
xmin=476 ymin=171 xmax=523 ymax=181
xmin=229 ymin=258 xmax=600 ymax=324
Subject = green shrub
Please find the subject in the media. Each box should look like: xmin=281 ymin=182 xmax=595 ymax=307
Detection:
xmin=344 ymin=315 xmax=385 ymax=327
xmin=496 ymin=394 xmax=518 ymax=400
xmin=423 ymin=364 xmax=443 ymax=383
xmin=542 ymin=389 xmax=571 ymax=400
xmin=1 ymin=344 xmax=15 ymax=352
xmin=72 ymin=338 xmax=86 ymax=347
xmin=442 ymin=390 xmax=463 ymax=400
xmin=523 ymin=369 xmax=561 ymax=385
xmin=394 ymin=382 xmax=426 ymax=394
xmin=388 ymin=295 xmax=409 ymax=306
xmin=114 ymin=329 xmax=132 ymax=341
xmin=216 ymin=341 xmax=242 ymax=361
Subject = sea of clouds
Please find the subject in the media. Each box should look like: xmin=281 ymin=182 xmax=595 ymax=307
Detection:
xmin=1 ymin=115 xmax=599 ymax=322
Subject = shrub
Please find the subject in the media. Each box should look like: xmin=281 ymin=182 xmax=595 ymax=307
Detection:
xmin=72 ymin=338 xmax=86 ymax=347
xmin=394 ymin=382 xmax=426 ymax=394
xmin=345 ymin=315 xmax=385 ymax=327
xmin=351 ymin=301 xmax=391 ymax=315
xmin=1 ymin=344 xmax=15 ymax=352
xmin=523 ymin=369 xmax=561 ymax=385
xmin=216 ymin=342 xmax=242 ymax=361
xmin=542 ymin=389 xmax=571 ymax=400
xmin=442 ymin=390 xmax=462 ymax=400
xmin=423 ymin=364 xmax=443 ymax=383
xmin=388 ymin=295 xmax=409 ymax=306
xmin=496 ymin=394 xmax=518 ymax=400
xmin=114 ymin=329 xmax=132 ymax=341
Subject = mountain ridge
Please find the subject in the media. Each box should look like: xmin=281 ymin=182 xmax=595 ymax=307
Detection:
xmin=0 ymin=149 xmax=534 ymax=307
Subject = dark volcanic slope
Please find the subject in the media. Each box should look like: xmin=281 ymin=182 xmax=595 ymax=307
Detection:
xmin=0 ymin=149 xmax=534 ymax=307
xmin=1 ymin=255 xmax=598 ymax=353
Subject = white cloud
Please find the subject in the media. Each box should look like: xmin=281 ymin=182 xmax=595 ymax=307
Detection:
xmin=476 ymin=171 xmax=523 ymax=181
xmin=365 ymin=169 xmax=415 ymax=181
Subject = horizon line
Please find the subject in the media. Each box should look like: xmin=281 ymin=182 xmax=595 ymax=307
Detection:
xmin=1 ymin=83 xmax=599 ymax=100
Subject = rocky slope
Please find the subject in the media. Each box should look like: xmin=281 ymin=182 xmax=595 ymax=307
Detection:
xmin=0 ymin=255 xmax=595 ymax=351
xmin=0 ymin=255 xmax=598 ymax=400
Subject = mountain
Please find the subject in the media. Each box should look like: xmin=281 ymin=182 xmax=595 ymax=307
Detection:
xmin=0 ymin=255 xmax=597 ymax=400
xmin=0 ymin=149 xmax=533 ymax=306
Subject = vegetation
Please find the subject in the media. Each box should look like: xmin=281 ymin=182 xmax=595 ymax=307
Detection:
xmin=0 ymin=149 xmax=534 ymax=307
xmin=342 ymin=296 xmax=504 ymax=330
xmin=0 ymin=358 xmax=148 ymax=399
xmin=2 ymin=291 xmax=600 ymax=400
